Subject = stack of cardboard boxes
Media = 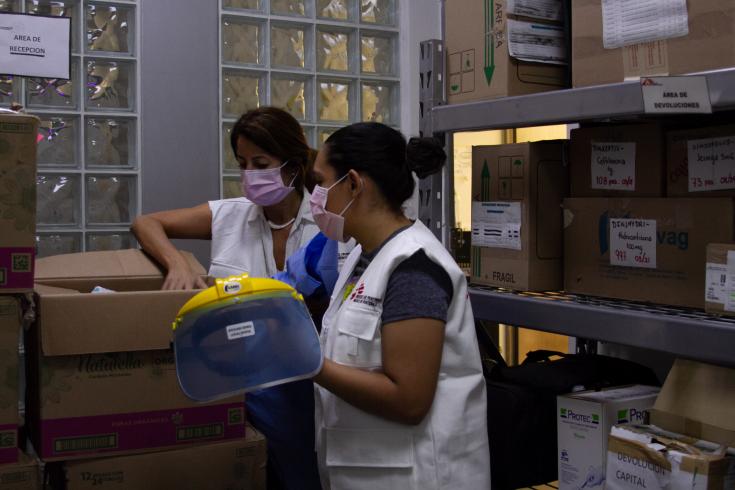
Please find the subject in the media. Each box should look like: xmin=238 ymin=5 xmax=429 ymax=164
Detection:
xmin=0 ymin=112 xmax=42 ymax=489
xmin=605 ymin=360 xmax=735 ymax=490
xmin=29 ymin=249 xmax=265 ymax=489
xmin=470 ymin=122 xmax=735 ymax=309
xmin=564 ymin=123 xmax=735 ymax=309
xmin=0 ymin=112 xmax=266 ymax=489
xmin=445 ymin=0 xmax=735 ymax=102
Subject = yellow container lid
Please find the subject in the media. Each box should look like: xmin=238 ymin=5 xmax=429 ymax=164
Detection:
xmin=173 ymin=274 xmax=300 ymax=330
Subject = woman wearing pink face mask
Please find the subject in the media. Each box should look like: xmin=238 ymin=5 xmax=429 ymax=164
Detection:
xmin=131 ymin=107 xmax=334 ymax=490
xmin=309 ymin=123 xmax=490 ymax=490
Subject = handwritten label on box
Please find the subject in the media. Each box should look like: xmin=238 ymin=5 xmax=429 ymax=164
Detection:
xmin=687 ymin=136 xmax=735 ymax=192
xmin=610 ymin=219 xmax=657 ymax=269
xmin=591 ymin=142 xmax=636 ymax=191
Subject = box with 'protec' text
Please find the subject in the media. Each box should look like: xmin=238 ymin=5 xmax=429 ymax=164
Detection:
xmin=557 ymin=385 xmax=660 ymax=490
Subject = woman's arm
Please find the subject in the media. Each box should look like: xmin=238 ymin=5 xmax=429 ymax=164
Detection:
xmin=314 ymin=318 xmax=445 ymax=425
xmin=131 ymin=204 xmax=213 ymax=290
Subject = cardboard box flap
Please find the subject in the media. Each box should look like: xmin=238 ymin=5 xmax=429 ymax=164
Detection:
xmin=38 ymin=288 xmax=199 ymax=356
xmin=652 ymin=359 xmax=735 ymax=446
xmin=35 ymin=249 xmax=205 ymax=282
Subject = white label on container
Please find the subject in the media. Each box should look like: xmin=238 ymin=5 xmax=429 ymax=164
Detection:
xmin=609 ymin=219 xmax=657 ymax=269
xmin=601 ymin=0 xmax=688 ymax=49
xmin=687 ymin=136 xmax=735 ymax=192
xmin=725 ymin=252 xmax=735 ymax=312
xmin=507 ymin=0 xmax=562 ymax=21
xmin=705 ymin=263 xmax=727 ymax=305
xmin=641 ymin=76 xmax=712 ymax=114
xmin=472 ymin=202 xmax=522 ymax=251
xmin=0 ymin=13 xmax=71 ymax=78
xmin=590 ymin=142 xmax=636 ymax=191
xmin=507 ymin=19 xmax=567 ymax=65
xmin=226 ymin=321 xmax=255 ymax=340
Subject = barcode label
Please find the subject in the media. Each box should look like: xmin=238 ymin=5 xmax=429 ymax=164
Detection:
xmin=706 ymin=263 xmax=728 ymax=305
xmin=54 ymin=434 xmax=118 ymax=453
xmin=176 ymin=423 xmax=223 ymax=442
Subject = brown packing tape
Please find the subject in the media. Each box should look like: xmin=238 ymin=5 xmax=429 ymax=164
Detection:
xmin=622 ymin=41 xmax=670 ymax=80
xmin=608 ymin=433 xmax=672 ymax=472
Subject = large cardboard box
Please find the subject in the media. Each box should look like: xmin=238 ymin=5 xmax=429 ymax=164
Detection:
xmin=666 ymin=125 xmax=735 ymax=197
xmin=650 ymin=359 xmax=735 ymax=446
xmin=0 ymin=113 xmax=39 ymax=293
xmin=0 ymin=452 xmax=40 ymax=490
xmin=445 ymin=0 xmax=567 ymax=103
xmin=572 ymin=0 xmax=735 ymax=88
xmin=27 ymin=250 xmax=246 ymax=462
xmin=564 ymin=198 xmax=735 ymax=308
xmin=705 ymin=243 xmax=735 ymax=317
xmin=0 ymin=296 xmax=21 ymax=466
xmin=570 ymin=124 xmax=665 ymax=197
xmin=60 ymin=428 xmax=266 ymax=490
xmin=471 ymin=141 xmax=568 ymax=290
xmin=606 ymin=424 xmax=735 ymax=490
xmin=557 ymin=385 xmax=660 ymax=490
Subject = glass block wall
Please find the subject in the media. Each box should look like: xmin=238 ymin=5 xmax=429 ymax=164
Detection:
xmin=0 ymin=0 xmax=139 ymax=257
xmin=219 ymin=0 xmax=400 ymax=198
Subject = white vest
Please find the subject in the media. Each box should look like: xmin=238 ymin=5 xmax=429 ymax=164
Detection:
xmin=315 ymin=221 xmax=491 ymax=490
xmin=208 ymin=191 xmax=354 ymax=278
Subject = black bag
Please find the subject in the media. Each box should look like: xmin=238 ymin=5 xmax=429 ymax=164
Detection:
xmin=476 ymin=323 xmax=659 ymax=490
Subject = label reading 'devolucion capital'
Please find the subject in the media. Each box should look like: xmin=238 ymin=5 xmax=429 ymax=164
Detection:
xmin=609 ymin=219 xmax=657 ymax=269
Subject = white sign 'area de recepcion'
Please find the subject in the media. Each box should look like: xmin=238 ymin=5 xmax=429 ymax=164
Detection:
xmin=0 ymin=12 xmax=71 ymax=79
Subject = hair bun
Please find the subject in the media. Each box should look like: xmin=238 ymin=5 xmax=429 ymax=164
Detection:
xmin=406 ymin=137 xmax=446 ymax=179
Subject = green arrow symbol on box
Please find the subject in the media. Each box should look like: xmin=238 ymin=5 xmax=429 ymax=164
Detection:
xmin=484 ymin=0 xmax=496 ymax=85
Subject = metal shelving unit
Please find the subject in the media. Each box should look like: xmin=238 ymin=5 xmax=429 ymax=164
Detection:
xmin=420 ymin=63 xmax=735 ymax=366
xmin=470 ymin=288 xmax=735 ymax=366
xmin=426 ymin=68 xmax=735 ymax=133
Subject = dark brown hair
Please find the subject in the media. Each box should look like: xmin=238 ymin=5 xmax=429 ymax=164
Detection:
xmin=325 ymin=123 xmax=445 ymax=212
xmin=230 ymin=107 xmax=316 ymax=195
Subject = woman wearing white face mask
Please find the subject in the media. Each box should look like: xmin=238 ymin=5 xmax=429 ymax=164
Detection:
xmin=132 ymin=107 xmax=331 ymax=490
xmin=308 ymin=122 xmax=491 ymax=490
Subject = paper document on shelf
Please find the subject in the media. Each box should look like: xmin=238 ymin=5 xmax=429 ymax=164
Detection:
xmin=725 ymin=251 xmax=735 ymax=312
xmin=472 ymin=202 xmax=522 ymax=251
xmin=602 ymin=0 xmax=688 ymax=49
xmin=507 ymin=0 xmax=563 ymax=21
xmin=507 ymin=19 xmax=567 ymax=65
xmin=705 ymin=263 xmax=727 ymax=305
xmin=609 ymin=219 xmax=657 ymax=269
xmin=687 ymin=136 xmax=735 ymax=192
xmin=590 ymin=142 xmax=636 ymax=191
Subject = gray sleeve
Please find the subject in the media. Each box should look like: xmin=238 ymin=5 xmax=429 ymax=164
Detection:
xmin=381 ymin=250 xmax=454 ymax=325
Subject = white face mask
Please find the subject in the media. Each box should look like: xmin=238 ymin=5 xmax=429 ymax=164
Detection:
xmin=308 ymin=173 xmax=357 ymax=243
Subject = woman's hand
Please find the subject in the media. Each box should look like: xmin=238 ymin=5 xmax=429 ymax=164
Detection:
xmin=162 ymin=263 xmax=208 ymax=290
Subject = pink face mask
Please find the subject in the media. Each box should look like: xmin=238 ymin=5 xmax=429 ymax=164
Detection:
xmin=309 ymin=173 xmax=357 ymax=243
xmin=241 ymin=161 xmax=296 ymax=206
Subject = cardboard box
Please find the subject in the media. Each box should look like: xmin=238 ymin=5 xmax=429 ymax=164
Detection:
xmin=564 ymin=198 xmax=735 ymax=308
xmin=570 ymin=124 xmax=665 ymax=197
xmin=606 ymin=425 xmax=735 ymax=490
xmin=60 ymin=428 xmax=266 ymax=490
xmin=557 ymin=385 xmax=660 ymax=490
xmin=650 ymin=359 xmax=735 ymax=446
xmin=445 ymin=0 xmax=567 ymax=103
xmin=0 ymin=452 xmax=40 ymax=489
xmin=0 ymin=113 xmax=39 ymax=293
xmin=572 ymin=0 xmax=735 ymax=88
xmin=0 ymin=296 xmax=21 ymax=466
xmin=27 ymin=249 xmax=246 ymax=462
xmin=471 ymin=141 xmax=568 ymax=290
xmin=705 ymin=243 xmax=735 ymax=317
xmin=666 ymin=125 xmax=735 ymax=197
